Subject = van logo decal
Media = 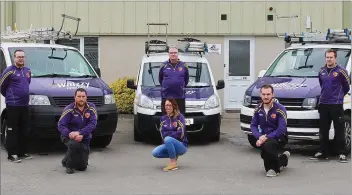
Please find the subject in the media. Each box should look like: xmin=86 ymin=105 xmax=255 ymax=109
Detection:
xmin=185 ymin=90 xmax=196 ymax=95
xmin=271 ymin=82 xmax=306 ymax=90
xmin=52 ymin=82 xmax=90 ymax=89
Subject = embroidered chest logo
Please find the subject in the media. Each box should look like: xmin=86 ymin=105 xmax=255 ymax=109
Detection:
xmin=178 ymin=67 xmax=183 ymax=72
xmin=85 ymin=112 xmax=90 ymax=118
xmin=173 ymin=122 xmax=177 ymax=127
xmin=271 ymin=113 xmax=276 ymax=119
xmin=26 ymin=72 xmax=30 ymax=78
xmin=333 ymin=72 xmax=338 ymax=77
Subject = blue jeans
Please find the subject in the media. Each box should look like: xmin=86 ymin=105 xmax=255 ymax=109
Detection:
xmin=152 ymin=136 xmax=187 ymax=159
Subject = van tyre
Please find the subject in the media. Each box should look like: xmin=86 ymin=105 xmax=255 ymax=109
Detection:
xmin=94 ymin=135 xmax=113 ymax=148
xmin=248 ymin=135 xmax=259 ymax=149
xmin=344 ymin=114 xmax=351 ymax=154
xmin=133 ymin=115 xmax=143 ymax=142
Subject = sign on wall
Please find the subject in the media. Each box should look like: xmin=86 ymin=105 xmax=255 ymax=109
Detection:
xmin=207 ymin=44 xmax=221 ymax=54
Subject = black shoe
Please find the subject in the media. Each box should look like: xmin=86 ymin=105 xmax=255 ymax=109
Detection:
xmin=310 ymin=152 xmax=328 ymax=160
xmin=339 ymin=154 xmax=348 ymax=163
xmin=19 ymin=154 xmax=33 ymax=160
xmin=66 ymin=167 xmax=74 ymax=174
xmin=61 ymin=159 xmax=67 ymax=167
xmin=8 ymin=155 xmax=21 ymax=163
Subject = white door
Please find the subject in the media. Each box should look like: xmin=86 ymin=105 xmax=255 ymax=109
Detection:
xmin=224 ymin=37 xmax=255 ymax=110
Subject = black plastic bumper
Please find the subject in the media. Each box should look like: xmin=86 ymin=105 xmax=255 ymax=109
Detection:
xmin=28 ymin=104 xmax=118 ymax=138
xmin=135 ymin=112 xmax=221 ymax=136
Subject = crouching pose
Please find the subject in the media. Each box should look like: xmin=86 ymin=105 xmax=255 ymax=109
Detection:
xmin=58 ymin=88 xmax=97 ymax=174
xmin=250 ymin=84 xmax=290 ymax=177
xmin=152 ymin=99 xmax=188 ymax=171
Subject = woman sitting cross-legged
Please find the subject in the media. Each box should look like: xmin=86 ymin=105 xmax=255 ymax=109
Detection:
xmin=152 ymin=98 xmax=188 ymax=171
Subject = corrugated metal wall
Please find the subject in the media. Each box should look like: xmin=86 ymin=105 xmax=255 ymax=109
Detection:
xmin=2 ymin=1 xmax=346 ymax=36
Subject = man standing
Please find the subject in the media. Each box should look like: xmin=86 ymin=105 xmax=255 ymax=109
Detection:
xmin=0 ymin=49 xmax=32 ymax=163
xmin=159 ymin=47 xmax=189 ymax=115
xmin=311 ymin=49 xmax=350 ymax=163
xmin=250 ymin=84 xmax=290 ymax=177
xmin=58 ymin=88 xmax=97 ymax=174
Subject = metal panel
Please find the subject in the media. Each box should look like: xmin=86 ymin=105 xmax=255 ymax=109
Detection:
xmin=40 ymin=2 xmax=53 ymax=28
xmin=159 ymin=1 xmax=171 ymax=32
xmin=99 ymin=2 xmax=112 ymax=34
xmin=252 ymin=2 xmax=266 ymax=34
xmin=147 ymin=1 xmax=159 ymax=34
xmin=343 ymin=1 xmax=351 ymax=28
xmin=194 ymin=2 xmax=206 ymax=34
xmin=218 ymin=2 xmax=230 ymax=34
xmin=124 ymin=1 xmax=136 ymax=34
xmin=1 ymin=2 xmax=5 ymax=33
xmin=76 ymin=2 xmax=89 ymax=34
xmin=205 ymin=1 xmax=218 ymax=34
xmin=110 ymin=1 xmax=124 ymax=34
xmin=135 ymin=2 xmax=148 ymax=34
xmin=170 ymin=1 xmax=183 ymax=34
xmin=183 ymin=1 xmax=196 ymax=34
xmin=88 ymin=2 xmax=101 ymax=34
xmin=230 ymin=2 xmax=242 ymax=34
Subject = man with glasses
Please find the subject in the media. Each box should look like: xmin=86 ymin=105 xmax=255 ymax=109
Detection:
xmin=0 ymin=49 xmax=32 ymax=163
xmin=159 ymin=47 xmax=189 ymax=115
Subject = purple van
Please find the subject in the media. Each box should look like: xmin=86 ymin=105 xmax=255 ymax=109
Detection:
xmin=0 ymin=42 xmax=118 ymax=148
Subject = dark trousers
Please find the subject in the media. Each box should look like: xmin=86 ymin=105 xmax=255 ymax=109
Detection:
xmin=61 ymin=137 xmax=90 ymax=170
xmin=161 ymin=98 xmax=186 ymax=115
xmin=6 ymin=105 xmax=29 ymax=157
xmin=318 ymin=104 xmax=346 ymax=155
xmin=260 ymin=137 xmax=288 ymax=173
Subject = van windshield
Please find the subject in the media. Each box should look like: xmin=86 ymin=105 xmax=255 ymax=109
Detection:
xmin=265 ymin=48 xmax=351 ymax=77
xmin=8 ymin=47 xmax=97 ymax=78
xmin=142 ymin=62 xmax=212 ymax=87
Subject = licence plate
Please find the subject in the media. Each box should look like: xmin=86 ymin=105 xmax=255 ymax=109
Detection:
xmin=185 ymin=118 xmax=194 ymax=126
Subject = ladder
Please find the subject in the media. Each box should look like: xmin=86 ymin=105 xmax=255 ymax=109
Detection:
xmin=1 ymin=14 xmax=81 ymax=43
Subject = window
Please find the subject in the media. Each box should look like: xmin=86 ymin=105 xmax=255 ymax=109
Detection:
xmin=265 ymin=48 xmax=351 ymax=77
xmin=8 ymin=47 xmax=97 ymax=78
xmin=0 ymin=49 xmax=7 ymax=73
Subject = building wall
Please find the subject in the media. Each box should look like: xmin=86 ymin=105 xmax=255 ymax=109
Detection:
xmin=6 ymin=1 xmax=346 ymax=36
xmin=99 ymin=35 xmax=285 ymax=109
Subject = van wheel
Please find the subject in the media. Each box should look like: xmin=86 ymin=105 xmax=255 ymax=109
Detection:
xmin=94 ymin=135 xmax=113 ymax=148
xmin=248 ymin=135 xmax=259 ymax=149
xmin=1 ymin=119 xmax=7 ymax=149
xmin=344 ymin=114 xmax=351 ymax=154
xmin=133 ymin=115 xmax=143 ymax=142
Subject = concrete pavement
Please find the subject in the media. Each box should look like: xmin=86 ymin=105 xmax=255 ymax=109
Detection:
xmin=1 ymin=116 xmax=351 ymax=195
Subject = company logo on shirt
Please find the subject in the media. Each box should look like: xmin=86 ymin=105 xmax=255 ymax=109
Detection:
xmin=173 ymin=122 xmax=177 ymax=127
xmin=178 ymin=67 xmax=183 ymax=72
xmin=271 ymin=113 xmax=276 ymax=119
xmin=333 ymin=72 xmax=338 ymax=77
xmin=85 ymin=112 xmax=90 ymax=118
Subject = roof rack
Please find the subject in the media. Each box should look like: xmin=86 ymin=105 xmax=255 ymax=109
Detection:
xmin=176 ymin=37 xmax=208 ymax=57
xmin=284 ymin=28 xmax=351 ymax=45
xmin=1 ymin=14 xmax=81 ymax=43
xmin=145 ymin=23 xmax=169 ymax=55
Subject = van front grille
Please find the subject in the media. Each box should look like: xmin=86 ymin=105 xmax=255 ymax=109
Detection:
xmin=52 ymin=96 xmax=103 ymax=107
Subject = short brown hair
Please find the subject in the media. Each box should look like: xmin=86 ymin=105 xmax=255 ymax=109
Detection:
xmin=260 ymin=84 xmax=274 ymax=94
xmin=325 ymin=49 xmax=337 ymax=58
xmin=14 ymin=49 xmax=24 ymax=57
xmin=165 ymin=99 xmax=180 ymax=118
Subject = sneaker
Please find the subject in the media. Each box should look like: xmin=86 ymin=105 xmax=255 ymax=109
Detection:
xmin=66 ymin=167 xmax=74 ymax=174
xmin=163 ymin=163 xmax=178 ymax=172
xmin=61 ymin=159 xmax=67 ymax=167
xmin=19 ymin=154 xmax=32 ymax=160
xmin=8 ymin=155 xmax=21 ymax=163
xmin=310 ymin=152 xmax=328 ymax=160
xmin=339 ymin=154 xmax=348 ymax=163
xmin=266 ymin=169 xmax=278 ymax=177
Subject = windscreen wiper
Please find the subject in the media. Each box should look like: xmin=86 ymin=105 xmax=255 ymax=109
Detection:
xmin=272 ymin=75 xmax=296 ymax=77
xmin=186 ymin=85 xmax=211 ymax=88
xmin=33 ymin=73 xmax=71 ymax=78
xmin=71 ymin=75 xmax=97 ymax=78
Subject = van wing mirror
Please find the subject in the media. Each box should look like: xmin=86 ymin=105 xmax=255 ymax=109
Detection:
xmin=216 ymin=80 xmax=225 ymax=90
xmin=127 ymin=79 xmax=137 ymax=90
xmin=94 ymin=67 xmax=101 ymax=77
xmin=258 ymin=70 xmax=266 ymax=78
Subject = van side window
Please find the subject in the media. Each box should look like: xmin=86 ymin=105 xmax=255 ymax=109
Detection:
xmin=0 ymin=49 xmax=7 ymax=73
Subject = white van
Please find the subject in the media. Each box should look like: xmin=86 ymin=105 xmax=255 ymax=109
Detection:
xmin=127 ymin=37 xmax=225 ymax=142
xmin=240 ymin=28 xmax=351 ymax=153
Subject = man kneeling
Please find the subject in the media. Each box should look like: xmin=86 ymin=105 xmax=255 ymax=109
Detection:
xmin=58 ymin=88 xmax=98 ymax=174
xmin=250 ymin=84 xmax=290 ymax=177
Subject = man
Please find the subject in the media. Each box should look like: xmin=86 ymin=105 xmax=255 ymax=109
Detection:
xmin=0 ymin=49 xmax=32 ymax=163
xmin=58 ymin=88 xmax=97 ymax=174
xmin=159 ymin=47 xmax=189 ymax=115
xmin=250 ymin=84 xmax=290 ymax=177
xmin=311 ymin=49 xmax=350 ymax=163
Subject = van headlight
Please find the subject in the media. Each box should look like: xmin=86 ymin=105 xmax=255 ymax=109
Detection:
xmin=204 ymin=94 xmax=220 ymax=109
xmin=29 ymin=95 xmax=50 ymax=105
xmin=302 ymin=98 xmax=317 ymax=109
xmin=138 ymin=94 xmax=154 ymax=109
xmin=104 ymin=94 xmax=116 ymax=104
xmin=242 ymin=94 xmax=251 ymax=106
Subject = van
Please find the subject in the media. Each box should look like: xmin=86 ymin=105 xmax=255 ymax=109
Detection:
xmin=127 ymin=35 xmax=225 ymax=142
xmin=240 ymin=28 xmax=351 ymax=153
xmin=0 ymin=19 xmax=118 ymax=148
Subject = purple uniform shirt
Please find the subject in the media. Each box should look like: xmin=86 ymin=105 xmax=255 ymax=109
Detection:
xmin=318 ymin=64 xmax=350 ymax=105
xmin=250 ymin=101 xmax=288 ymax=140
xmin=0 ymin=65 xmax=31 ymax=106
xmin=159 ymin=113 xmax=188 ymax=147
xmin=58 ymin=102 xmax=98 ymax=142
xmin=159 ymin=60 xmax=189 ymax=99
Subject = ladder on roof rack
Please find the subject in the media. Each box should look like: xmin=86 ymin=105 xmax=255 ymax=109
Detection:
xmin=1 ymin=14 xmax=81 ymax=43
xmin=145 ymin=23 xmax=169 ymax=55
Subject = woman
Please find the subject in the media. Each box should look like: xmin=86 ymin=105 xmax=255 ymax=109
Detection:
xmin=152 ymin=98 xmax=188 ymax=171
